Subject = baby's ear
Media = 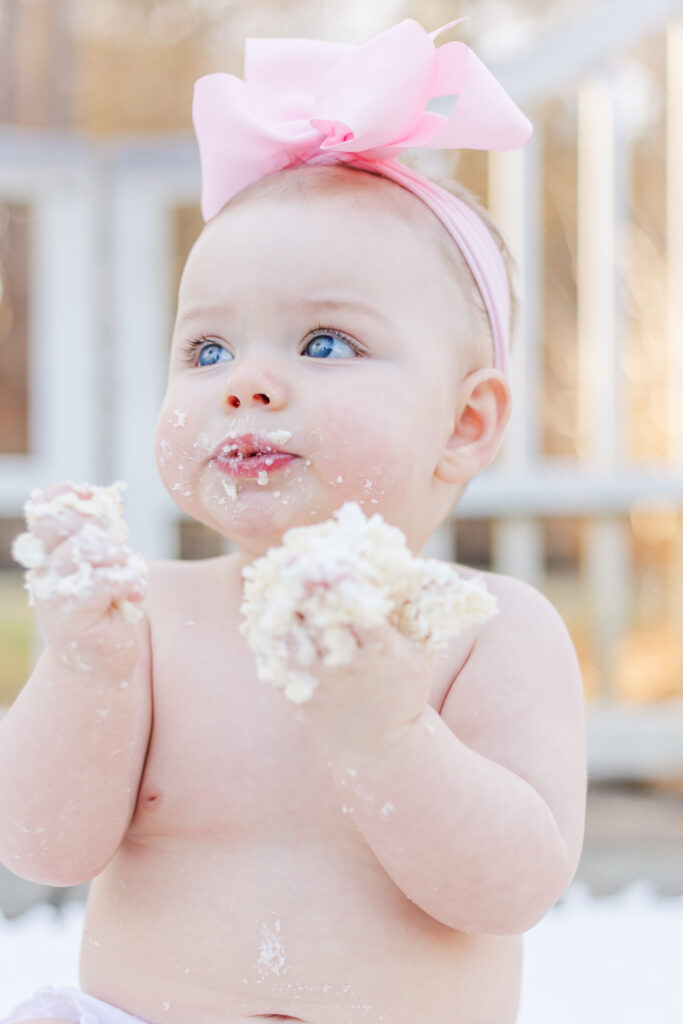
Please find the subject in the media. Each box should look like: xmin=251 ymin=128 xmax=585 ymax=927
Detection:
xmin=435 ymin=368 xmax=511 ymax=485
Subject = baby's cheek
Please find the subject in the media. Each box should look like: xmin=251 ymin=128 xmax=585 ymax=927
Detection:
xmin=310 ymin=400 xmax=417 ymax=506
xmin=154 ymin=403 xmax=202 ymax=509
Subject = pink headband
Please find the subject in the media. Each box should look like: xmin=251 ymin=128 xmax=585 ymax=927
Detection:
xmin=192 ymin=17 xmax=533 ymax=376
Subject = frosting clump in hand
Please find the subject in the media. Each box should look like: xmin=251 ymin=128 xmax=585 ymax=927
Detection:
xmin=11 ymin=481 xmax=148 ymax=625
xmin=239 ymin=501 xmax=497 ymax=703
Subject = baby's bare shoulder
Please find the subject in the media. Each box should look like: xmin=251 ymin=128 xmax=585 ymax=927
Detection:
xmin=454 ymin=566 xmax=571 ymax=647
xmin=442 ymin=566 xmax=585 ymax=766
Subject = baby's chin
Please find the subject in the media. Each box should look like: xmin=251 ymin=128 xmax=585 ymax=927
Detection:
xmin=174 ymin=480 xmax=325 ymax=549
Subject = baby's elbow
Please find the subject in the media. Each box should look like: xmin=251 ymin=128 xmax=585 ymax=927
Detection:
xmin=448 ymin=894 xmax=561 ymax=937
xmin=0 ymin=839 xmax=118 ymax=887
xmin=484 ymin=855 xmax=578 ymax=936
xmin=442 ymin=853 xmax=577 ymax=936
xmin=2 ymin=861 xmax=85 ymax=888
xmin=495 ymin=892 xmax=563 ymax=936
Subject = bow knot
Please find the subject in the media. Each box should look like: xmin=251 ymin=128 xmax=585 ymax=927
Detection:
xmin=193 ymin=17 xmax=533 ymax=221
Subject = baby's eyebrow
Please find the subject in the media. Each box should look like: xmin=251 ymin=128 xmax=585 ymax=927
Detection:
xmin=294 ymin=297 xmax=391 ymax=326
xmin=176 ymin=303 xmax=231 ymax=328
xmin=176 ymin=297 xmax=391 ymax=329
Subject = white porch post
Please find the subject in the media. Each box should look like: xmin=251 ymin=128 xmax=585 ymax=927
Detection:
xmin=488 ymin=128 xmax=545 ymax=586
xmin=0 ymin=141 xmax=100 ymax=505
xmin=0 ymin=139 xmax=102 ymax=666
xmin=577 ymin=72 xmax=630 ymax=701
xmin=666 ymin=20 xmax=683 ymax=693
xmin=111 ymin=149 xmax=200 ymax=562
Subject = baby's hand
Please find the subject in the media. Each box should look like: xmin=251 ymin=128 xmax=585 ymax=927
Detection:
xmin=240 ymin=502 xmax=496 ymax=756
xmin=289 ymin=616 xmax=434 ymax=758
xmin=11 ymin=481 xmax=149 ymax=676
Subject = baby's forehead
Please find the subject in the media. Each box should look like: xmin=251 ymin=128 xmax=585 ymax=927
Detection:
xmin=222 ymin=162 xmax=420 ymax=214
xmin=208 ymin=164 xmax=452 ymax=253
xmin=189 ymin=165 xmax=472 ymax=306
xmin=180 ymin=166 xmax=494 ymax=372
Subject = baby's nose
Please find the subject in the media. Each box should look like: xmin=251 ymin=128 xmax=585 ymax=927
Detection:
xmin=224 ymin=366 xmax=289 ymax=410
xmin=226 ymin=391 xmax=269 ymax=409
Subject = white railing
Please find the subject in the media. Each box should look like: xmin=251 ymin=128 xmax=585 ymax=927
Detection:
xmin=3 ymin=3 xmax=683 ymax=775
xmin=0 ymin=131 xmax=102 ymax=501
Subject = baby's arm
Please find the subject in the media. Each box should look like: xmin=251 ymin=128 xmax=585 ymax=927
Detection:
xmin=316 ymin=577 xmax=586 ymax=936
xmin=0 ymin=483 xmax=152 ymax=886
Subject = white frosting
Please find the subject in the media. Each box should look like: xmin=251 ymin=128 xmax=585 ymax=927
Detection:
xmin=239 ymin=501 xmax=497 ymax=703
xmin=11 ymin=481 xmax=148 ymax=625
xmin=265 ymin=430 xmax=292 ymax=445
xmin=221 ymin=478 xmax=237 ymax=502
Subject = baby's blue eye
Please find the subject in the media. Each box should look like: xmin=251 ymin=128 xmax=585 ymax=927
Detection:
xmin=304 ymin=332 xmax=358 ymax=359
xmin=197 ymin=342 xmax=232 ymax=367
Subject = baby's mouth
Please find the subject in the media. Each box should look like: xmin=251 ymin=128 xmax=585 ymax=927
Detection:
xmin=217 ymin=444 xmax=286 ymax=462
xmin=221 ymin=445 xmax=263 ymax=459
xmin=211 ymin=433 xmax=299 ymax=477
xmin=213 ymin=449 xmax=299 ymax=478
xmin=211 ymin=432 xmax=294 ymax=461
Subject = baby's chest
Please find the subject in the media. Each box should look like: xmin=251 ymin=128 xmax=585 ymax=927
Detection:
xmin=131 ymin=556 xmax=466 ymax=840
xmin=133 ymin=612 xmax=343 ymax=837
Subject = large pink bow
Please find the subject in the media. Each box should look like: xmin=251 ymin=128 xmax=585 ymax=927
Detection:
xmin=193 ymin=18 xmax=533 ymax=221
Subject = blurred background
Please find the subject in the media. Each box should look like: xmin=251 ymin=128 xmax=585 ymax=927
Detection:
xmin=1 ymin=0 xmax=683 ymax=917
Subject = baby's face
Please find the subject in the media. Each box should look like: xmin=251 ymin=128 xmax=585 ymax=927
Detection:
xmin=156 ymin=184 xmax=475 ymax=557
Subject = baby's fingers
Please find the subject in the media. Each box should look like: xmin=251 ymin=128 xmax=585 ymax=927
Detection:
xmin=26 ymin=482 xmax=108 ymax=550
xmin=33 ymin=561 xmax=148 ymax=673
xmin=30 ymin=556 xmax=149 ymax=636
xmin=30 ymin=506 xmax=90 ymax=551
xmin=50 ymin=527 xmax=130 ymax=577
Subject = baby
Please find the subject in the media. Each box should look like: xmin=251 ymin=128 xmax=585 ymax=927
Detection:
xmin=0 ymin=18 xmax=586 ymax=1024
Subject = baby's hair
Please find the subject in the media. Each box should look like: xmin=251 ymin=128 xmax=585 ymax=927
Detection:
xmin=221 ymin=162 xmax=520 ymax=371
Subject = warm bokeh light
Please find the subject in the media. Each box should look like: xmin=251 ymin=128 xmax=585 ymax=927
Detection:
xmin=1 ymin=0 xmax=683 ymax=709
xmin=630 ymin=499 xmax=679 ymax=546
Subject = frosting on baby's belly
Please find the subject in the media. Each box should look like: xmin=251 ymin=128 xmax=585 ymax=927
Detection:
xmin=82 ymin=835 xmax=522 ymax=1024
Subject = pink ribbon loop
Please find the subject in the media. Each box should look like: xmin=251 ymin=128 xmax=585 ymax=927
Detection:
xmin=193 ymin=18 xmax=532 ymax=220
xmin=191 ymin=18 xmax=534 ymax=376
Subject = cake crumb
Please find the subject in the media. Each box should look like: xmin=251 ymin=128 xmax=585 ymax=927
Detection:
xmin=221 ymin=478 xmax=237 ymax=501
xmin=239 ymin=502 xmax=496 ymax=703
xmin=266 ymin=430 xmax=292 ymax=445
xmin=11 ymin=482 xmax=147 ymax=625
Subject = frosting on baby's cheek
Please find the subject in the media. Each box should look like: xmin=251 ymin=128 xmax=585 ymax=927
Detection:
xmin=155 ymin=409 xmax=201 ymax=505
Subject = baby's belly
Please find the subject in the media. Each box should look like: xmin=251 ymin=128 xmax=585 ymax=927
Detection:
xmin=80 ymin=834 xmax=522 ymax=1024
